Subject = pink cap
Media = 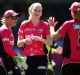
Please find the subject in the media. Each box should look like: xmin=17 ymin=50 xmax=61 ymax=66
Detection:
xmin=69 ymin=2 xmax=80 ymax=12
xmin=3 ymin=10 xmax=19 ymax=19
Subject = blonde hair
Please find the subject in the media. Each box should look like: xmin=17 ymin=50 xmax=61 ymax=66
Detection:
xmin=1 ymin=18 xmax=6 ymax=25
xmin=28 ymin=2 xmax=42 ymax=21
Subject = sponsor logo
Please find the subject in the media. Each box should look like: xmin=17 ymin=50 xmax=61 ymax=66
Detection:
xmin=2 ymin=38 xmax=9 ymax=41
xmin=73 ymin=24 xmax=80 ymax=29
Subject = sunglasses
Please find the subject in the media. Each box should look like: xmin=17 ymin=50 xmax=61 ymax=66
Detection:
xmin=11 ymin=16 xmax=18 ymax=20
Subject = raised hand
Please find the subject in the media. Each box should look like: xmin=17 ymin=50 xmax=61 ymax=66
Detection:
xmin=48 ymin=17 xmax=58 ymax=27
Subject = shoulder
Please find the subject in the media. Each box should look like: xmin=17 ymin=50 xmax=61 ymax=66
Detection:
xmin=0 ymin=25 xmax=11 ymax=37
xmin=20 ymin=20 xmax=30 ymax=28
xmin=41 ymin=20 xmax=48 ymax=25
xmin=0 ymin=25 xmax=9 ymax=32
xmin=40 ymin=20 xmax=49 ymax=27
xmin=63 ymin=20 xmax=74 ymax=25
xmin=21 ymin=20 xmax=30 ymax=25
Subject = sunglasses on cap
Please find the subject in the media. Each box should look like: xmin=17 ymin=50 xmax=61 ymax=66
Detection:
xmin=10 ymin=16 xmax=18 ymax=20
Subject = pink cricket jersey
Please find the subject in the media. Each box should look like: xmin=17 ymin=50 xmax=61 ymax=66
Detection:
xmin=58 ymin=20 xmax=80 ymax=65
xmin=18 ymin=20 xmax=50 ymax=56
xmin=0 ymin=25 xmax=17 ymax=57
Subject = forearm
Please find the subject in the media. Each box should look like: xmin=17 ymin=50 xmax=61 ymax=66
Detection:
xmin=50 ymin=26 xmax=55 ymax=39
xmin=50 ymin=26 xmax=62 ymax=41
xmin=17 ymin=39 xmax=26 ymax=47
xmin=40 ymin=38 xmax=53 ymax=46
xmin=3 ymin=43 xmax=17 ymax=57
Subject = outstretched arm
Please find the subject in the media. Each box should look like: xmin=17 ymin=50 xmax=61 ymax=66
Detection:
xmin=48 ymin=17 xmax=62 ymax=41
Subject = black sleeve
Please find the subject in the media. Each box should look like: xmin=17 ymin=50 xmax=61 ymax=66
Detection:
xmin=0 ymin=38 xmax=7 ymax=57
xmin=62 ymin=32 xmax=71 ymax=58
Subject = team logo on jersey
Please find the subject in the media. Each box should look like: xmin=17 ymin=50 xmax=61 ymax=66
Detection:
xmin=2 ymin=38 xmax=9 ymax=41
xmin=37 ymin=29 xmax=43 ymax=33
xmin=73 ymin=24 xmax=80 ymax=29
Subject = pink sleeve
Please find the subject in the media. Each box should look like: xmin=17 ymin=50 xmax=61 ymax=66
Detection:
xmin=43 ymin=22 xmax=50 ymax=38
xmin=18 ymin=24 xmax=25 ymax=37
xmin=57 ymin=21 xmax=71 ymax=37
xmin=1 ymin=29 xmax=17 ymax=57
